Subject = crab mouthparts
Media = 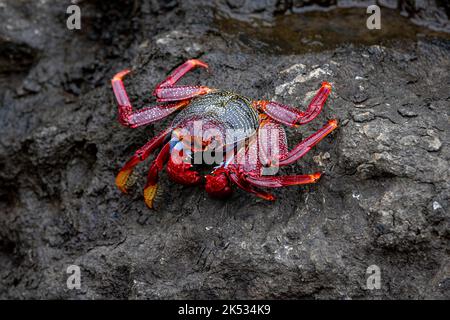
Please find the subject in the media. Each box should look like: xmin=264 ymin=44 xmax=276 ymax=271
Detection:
xmin=175 ymin=134 xmax=217 ymax=153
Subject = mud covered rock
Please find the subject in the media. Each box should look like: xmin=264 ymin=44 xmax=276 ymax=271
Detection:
xmin=0 ymin=0 xmax=449 ymax=299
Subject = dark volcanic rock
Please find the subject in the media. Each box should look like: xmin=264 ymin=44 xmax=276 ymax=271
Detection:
xmin=0 ymin=0 xmax=449 ymax=299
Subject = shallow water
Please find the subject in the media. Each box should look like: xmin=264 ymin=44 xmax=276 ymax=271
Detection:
xmin=215 ymin=7 xmax=450 ymax=54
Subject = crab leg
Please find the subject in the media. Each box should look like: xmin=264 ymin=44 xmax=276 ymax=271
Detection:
xmin=226 ymin=167 xmax=322 ymax=201
xmin=222 ymin=134 xmax=275 ymax=200
xmin=227 ymin=169 xmax=275 ymax=201
xmin=257 ymin=118 xmax=288 ymax=167
xmin=153 ymin=59 xmax=213 ymax=102
xmin=112 ymin=70 xmax=189 ymax=128
xmin=223 ymin=135 xmax=275 ymax=200
xmin=115 ymin=128 xmax=171 ymax=193
xmin=254 ymin=82 xmax=332 ymax=127
xmin=154 ymin=86 xmax=213 ymax=102
xmin=277 ymin=119 xmax=338 ymax=166
xmin=243 ymin=172 xmax=322 ymax=188
xmin=156 ymin=59 xmax=209 ymax=88
xmin=143 ymin=142 xmax=171 ymax=209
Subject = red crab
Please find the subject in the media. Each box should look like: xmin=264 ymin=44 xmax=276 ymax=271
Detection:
xmin=112 ymin=59 xmax=337 ymax=208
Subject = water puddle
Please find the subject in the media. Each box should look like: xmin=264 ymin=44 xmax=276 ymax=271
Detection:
xmin=215 ymin=7 xmax=450 ymax=54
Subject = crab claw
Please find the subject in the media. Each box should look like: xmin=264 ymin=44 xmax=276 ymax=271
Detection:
xmin=115 ymin=157 xmax=140 ymax=193
xmin=166 ymin=151 xmax=202 ymax=186
xmin=116 ymin=168 xmax=134 ymax=193
xmin=143 ymin=183 xmax=158 ymax=209
xmin=205 ymin=168 xmax=233 ymax=199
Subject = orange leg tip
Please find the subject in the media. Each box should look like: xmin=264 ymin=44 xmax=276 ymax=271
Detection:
xmin=259 ymin=193 xmax=276 ymax=201
xmin=115 ymin=169 xmax=133 ymax=193
xmin=322 ymin=81 xmax=332 ymax=90
xmin=113 ymin=69 xmax=131 ymax=81
xmin=193 ymin=59 xmax=208 ymax=68
xmin=188 ymin=59 xmax=208 ymax=69
xmin=143 ymin=184 xmax=158 ymax=209
xmin=178 ymin=100 xmax=190 ymax=107
xmin=328 ymin=119 xmax=339 ymax=128
xmin=310 ymin=172 xmax=322 ymax=182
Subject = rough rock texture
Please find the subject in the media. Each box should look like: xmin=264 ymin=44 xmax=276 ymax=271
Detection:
xmin=0 ymin=0 xmax=449 ymax=299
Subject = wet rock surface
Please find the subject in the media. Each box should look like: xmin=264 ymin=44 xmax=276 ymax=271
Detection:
xmin=0 ymin=0 xmax=449 ymax=299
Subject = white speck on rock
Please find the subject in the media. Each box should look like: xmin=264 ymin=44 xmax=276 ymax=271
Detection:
xmin=274 ymin=245 xmax=293 ymax=262
xmin=184 ymin=42 xmax=202 ymax=54
xmin=433 ymin=201 xmax=442 ymax=210
xmin=156 ymin=37 xmax=171 ymax=45
xmin=424 ymin=130 xmax=442 ymax=151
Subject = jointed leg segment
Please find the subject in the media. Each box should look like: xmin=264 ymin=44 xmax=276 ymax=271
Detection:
xmin=227 ymin=165 xmax=322 ymax=201
xmin=155 ymin=59 xmax=208 ymax=88
xmin=278 ymin=119 xmax=338 ymax=166
xmin=254 ymin=82 xmax=332 ymax=126
xmin=112 ymin=70 xmax=188 ymax=128
xmin=115 ymin=128 xmax=171 ymax=193
xmin=143 ymin=142 xmax=171 ymax=208
xmin=153 ymin=59 xmax=213 ymax=102
xmin=244 ymin=172 xmax=322 ymax=188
